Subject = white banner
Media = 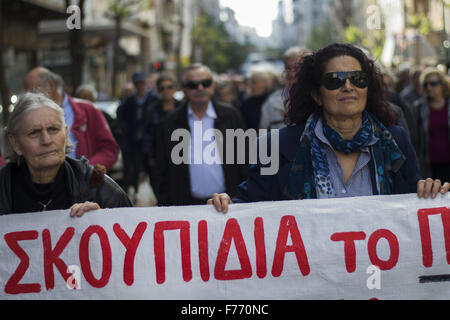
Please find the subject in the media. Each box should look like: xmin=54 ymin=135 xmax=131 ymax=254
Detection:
xmin=1 ymin=193 xmax=450 ymax=300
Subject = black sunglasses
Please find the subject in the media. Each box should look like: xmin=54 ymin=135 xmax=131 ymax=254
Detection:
xmin=183 ymin=79 xmax=213 ymax=89
xmin=321 ymin=71 xmax=368 ymax=90
xmin=423 ymin=81 xmax=440 ymax=88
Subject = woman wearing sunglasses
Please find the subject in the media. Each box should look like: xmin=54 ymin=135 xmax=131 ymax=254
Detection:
xmin=208 ymin=43 xmax=449 ymax=213
xmin=153 ymin=74 xmax=183 ymax=120
xmin=412 ymin=67 xmax=450 ymax=183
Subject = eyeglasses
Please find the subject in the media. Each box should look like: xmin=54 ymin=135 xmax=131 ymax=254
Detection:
xmin=183 ymin=79 xmax=213 ymax=90
xmin=321 ymin=71 xmax=368 ymax=90
xmin=423 ymin=81 xmax=440 ymax=88
xmin=158 ymin=85 xmax=174 ymax=91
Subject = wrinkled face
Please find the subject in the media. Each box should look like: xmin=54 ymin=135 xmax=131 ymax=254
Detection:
xmin=313 ymin=55 xmax=368 ymax=122
xmin=157 ymin=80 xmax=177 ymax=101
xmin=9 ymin=106 xmax=68 ymax=175
xmin=182 ymin=67 xmax=215 ymax=107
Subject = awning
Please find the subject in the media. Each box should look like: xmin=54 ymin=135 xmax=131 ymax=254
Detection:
xmin=3 ymin=0 xmax=65 ymax=20
xmin=39 ymin=20 xmax=149 ymax=40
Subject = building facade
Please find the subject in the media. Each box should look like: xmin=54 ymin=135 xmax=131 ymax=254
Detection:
xmin=0 ymin=0 xmax=66 ymax=98
xmin=271 ymin=0 xmax=332 ymax=50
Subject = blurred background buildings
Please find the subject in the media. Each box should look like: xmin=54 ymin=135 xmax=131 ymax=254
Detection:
xmin=0 ymin=0 xmax=449 ymax=110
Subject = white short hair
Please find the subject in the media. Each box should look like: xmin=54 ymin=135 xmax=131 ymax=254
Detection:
xmin=3 ymin=92 xmax=73 ymax=163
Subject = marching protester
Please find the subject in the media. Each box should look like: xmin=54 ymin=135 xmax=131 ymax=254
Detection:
xmin=142 ymin=73 xmax=183 ymax=195
xmin=120 ymin=82 xmax=136 ymax=104
xmin=239 ymin=70 xmax=273 ymax=131
xmin=154 ymin=63 xmax=248 ymax=206
xmin=411 ymin=67 xmax=450 ymax=182
xmin=24 ymin=67 xmax=119 ymax=172
xmin=214 ymin=80 xmax=239 ymax=108
xmin=116 ymin=71 xmax=158 ymax=196
xmin=150 ymin=73 xmax=183 ymax=122
xmin=400 ymin=67 xmax=423 ymax=107
xmin=74 ymin=84 xmax=124 ymax=148
xmin=75 ymin=84 xmax=98 ymax=103
xmin=0 ymin=92 xmax=132 ymax=216
xmin=208 ymin=43 xmax=450 ymax=213
xmin=259 ymin=46 xmax=311 ymax=130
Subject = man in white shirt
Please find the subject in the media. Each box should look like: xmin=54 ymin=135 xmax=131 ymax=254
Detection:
xmin=154 ymin=63 xmax=248 ymax=206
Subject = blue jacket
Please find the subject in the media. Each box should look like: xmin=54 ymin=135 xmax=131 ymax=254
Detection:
xmin=233 ymin=124 xmax=422 ymax=203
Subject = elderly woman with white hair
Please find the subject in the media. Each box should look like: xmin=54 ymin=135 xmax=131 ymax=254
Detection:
xmin=0 ymin=92 xmax=132 ymax=215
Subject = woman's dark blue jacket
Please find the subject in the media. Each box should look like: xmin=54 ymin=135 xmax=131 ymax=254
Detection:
xmin=233 ymin=124 xmax=422 ymax=203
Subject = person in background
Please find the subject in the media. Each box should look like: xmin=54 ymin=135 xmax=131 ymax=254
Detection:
xmin=116 ymin=71 xmax=158 ymax=196
xmin=411 ymin=67 xmax=450 ymax=182
xmin=401 ymin=67 xmax=423 ymax=107
xmin=239 ymin=70 xmax=273 ymax=131
xmin=120 ymin=82 xmax=135 ymax=103
xmin=151 ymin=74 xmax=182 ymax=121
xmin=24 ymin=67 xmax=119 ymax=172
xmin=74 ymin=84 xmax=125 ymax=186
xmin=142 ymin=73 xmax=182 ymax=194
xmin=382 ymin=71 xmax=396 ymax=91
xmin=0 ymin=128 xmax=4 ymax=166
xmin=0 ymin=92 xmax=131 ymax=215
xmin=154 ymin=63 xmax=248 ymax=206
xmin=75 ymin=84 xmax=98 ymax=103
xmin=378 ymin=67 xmax=414 ymax=141
xmin=395 ymin=67 xmax=411 ymax=94
xmin=214 ymin=80 xmax=238 ymax=108
xmin=74 ymin=84 xmax=123 ymax=144
xmin=259 ymin=46 xmax=311 ymax=130
xmin=208 ymin=43 xmax=449 ymax=213
xmin=368 ymin=54 xmax=414 ymax=142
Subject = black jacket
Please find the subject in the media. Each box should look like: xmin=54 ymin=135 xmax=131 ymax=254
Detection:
xmin=0 ymin=157 xmax=132 ymax=215
xmin=116 ymin=91 xmax=159 ymax=152
xmin=154 ymin=100 xmax=248 ymax=206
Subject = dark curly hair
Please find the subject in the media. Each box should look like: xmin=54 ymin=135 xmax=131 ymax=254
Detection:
xmin=285 ymin=43 xmax=396 ymax=126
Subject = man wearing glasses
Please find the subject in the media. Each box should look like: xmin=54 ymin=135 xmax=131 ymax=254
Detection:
xmin=153 ymin=63 xmax=248 ymax=206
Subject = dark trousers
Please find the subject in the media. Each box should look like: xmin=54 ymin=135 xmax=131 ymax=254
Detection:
xmin=122 ymin=150 xmax=144 ymax=193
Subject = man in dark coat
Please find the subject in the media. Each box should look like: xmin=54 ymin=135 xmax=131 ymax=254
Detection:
xmin=154 ymin=63 xmax=248 ymax=206
xmin=116 ymin=71 xmax=158 ymax=194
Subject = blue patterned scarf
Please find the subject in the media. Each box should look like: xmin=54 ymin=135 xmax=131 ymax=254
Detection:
xmin=284 ymin=111 xmax=405 ymax=199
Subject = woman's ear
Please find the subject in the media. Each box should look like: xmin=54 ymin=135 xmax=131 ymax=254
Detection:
xmin=311 ymin=90 xmax=322 ymax=106
xmin=8 ymin=134 xmax=22 ymax=156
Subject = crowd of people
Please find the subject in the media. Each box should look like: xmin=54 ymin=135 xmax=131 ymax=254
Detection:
xmin=0 ymin=42 xmax=449 ymax=216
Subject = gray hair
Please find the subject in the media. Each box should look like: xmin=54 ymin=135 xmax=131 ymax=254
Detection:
xmin=182 ymin=63 xmax=213 ymax=83
xmin=3 ymin=92 xmax=73 ymax=163
xmin=282 ymin=46 xmax=311 ymax=62
xmin=75 ymin=84 xmax=98 ymax=101
xmin=36 ymin=69 xmax=65 ymax=96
